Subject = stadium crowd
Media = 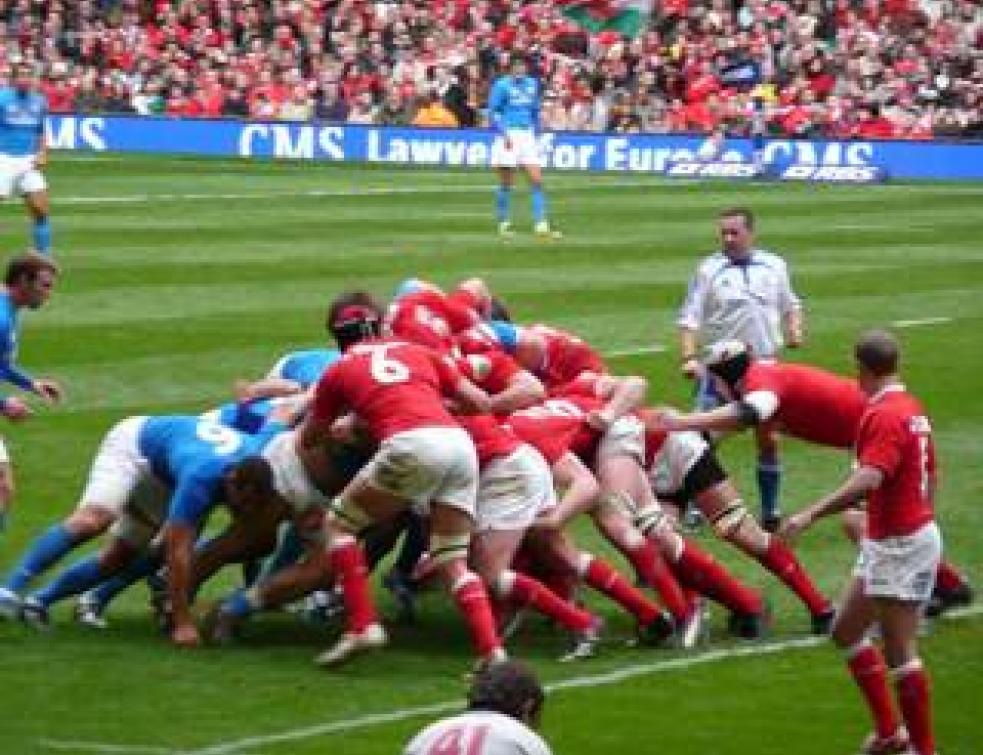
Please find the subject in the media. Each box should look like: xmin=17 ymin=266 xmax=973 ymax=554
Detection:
xmin=2 ymin=0 xmax=981 ymax=139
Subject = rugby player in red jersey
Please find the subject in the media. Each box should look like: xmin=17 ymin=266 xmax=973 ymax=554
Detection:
xmin=657 ymin=341 xmax=969 ymax=623
xmin=300 ymin=291 xmax=504 ymax=667
xmin=384 ymin=278 xmax=490 ymax=352
xmin=781 ymin=331 xmax=941 ymax=755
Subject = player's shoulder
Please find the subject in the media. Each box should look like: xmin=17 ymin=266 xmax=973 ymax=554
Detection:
xmin=749 ymin=249 xmax=789 ymax=270
xmin=696 ymin=251 xmax=730 ymax=275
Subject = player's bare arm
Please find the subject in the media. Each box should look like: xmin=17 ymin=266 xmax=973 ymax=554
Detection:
xmin=779 ymin=465 xmax=884 ymax=542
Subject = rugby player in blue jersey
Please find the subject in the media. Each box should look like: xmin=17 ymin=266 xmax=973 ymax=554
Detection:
xmin=0 ymin=63 xmax=53 ymax=254
xmin=488 ymin=54 xmax=560 ymax=239
xmin=0 ymin=415 xmax=281 ymax=646
xmin=0 ymin=253 xmax=61 ymax=532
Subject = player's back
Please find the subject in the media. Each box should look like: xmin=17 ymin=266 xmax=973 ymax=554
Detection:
xmin=744 ymin=361 xmax=866 ymax=448
xmin=269 ymin=348 xmax=340 ymax=388
xmin=315 ymin=338 xmax=459 ymax=442
xmin=859 ymin=388 xmax=936 ymax=539
xmin=404 ymin=710 xmax=551 ymax=755
xmin=138 ymin=415 xmax=266 ymax=483
xmin=530 ymin=324 xmax=606 ymax=388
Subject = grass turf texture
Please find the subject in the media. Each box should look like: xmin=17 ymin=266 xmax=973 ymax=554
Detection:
xmin=0 ymin=154 xmax=981 ymax=755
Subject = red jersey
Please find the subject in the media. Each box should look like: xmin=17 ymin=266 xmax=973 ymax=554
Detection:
xmin=455 ymin=352 xmax=521 ymax=394
xmin=856 ymin=386 xmax=936 ymax=539
xmin=311 ymin=338 xmax=461 ymax=442
xmin=455 ymin=323 xmax=505 ymax=355
xmin=456 ymin=414 xmax=520 ymax=468
xmin=506 ymin=395 xmax=604 ymax=464
xmin=740 ymin=361 xmax=867 ymax=449
xmin=386 ymin=290 xmax=482 ymax=352
xmin=528 ymin=325 xmax=607 ymax=390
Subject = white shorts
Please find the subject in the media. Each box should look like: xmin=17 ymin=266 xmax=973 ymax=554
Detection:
xmin=0 ymin=436 xmax=9 ymax=464
xmin=476 ymin=444 xmax=556 ymax=532
xmin=490 ymin=128 xmax=541 ymax=168
xmin=261 ymin=430 xmax=330 ymax=514
xmin=647 ymin=431 xmax=709 ymax=497
xmin=853 ymin=522 xmax=942 ymax=602
xmin=357 ymin=426 xmax=478 ymax=516
xmin=596 ymin=415 xmax=645 ymax=463
xmin=109 ymin=474 xmax=171 ymax=549
xmin=0 ymin=154 xmax=46 ymax=198
xmin=78 ymin=416 xmax=153 ymax=516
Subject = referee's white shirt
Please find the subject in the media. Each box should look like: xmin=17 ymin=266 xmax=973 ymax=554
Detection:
xmin=677 ymin=249 xmax=801 ymax=358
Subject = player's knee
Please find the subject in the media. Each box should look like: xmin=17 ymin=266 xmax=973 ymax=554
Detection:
xmin=429 ymin=532 xmax=471 ymax=568
xmin=711 ymin=500 xmax=752 ymax=541
xmin=328 ymin=496 xmax=373 ymax=534
xmin=67 ymin=506 xmax=114 ymax=538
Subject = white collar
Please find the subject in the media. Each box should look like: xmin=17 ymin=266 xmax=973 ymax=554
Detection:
xmin=869 ymin=382 xmax=905 ymax=403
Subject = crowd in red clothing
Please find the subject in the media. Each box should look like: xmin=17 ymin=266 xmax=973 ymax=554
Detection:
xmin=4 ymin=0 xmax=981 ymax=139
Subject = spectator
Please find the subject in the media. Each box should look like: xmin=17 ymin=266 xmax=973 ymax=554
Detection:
xmin=5 ymin=0 xmax=978 ymax=139
xmin=279 ymin=85 xmax=313 ymax=121
xmin=411 ymin=89 xmax=459 ymax=127
xmin=347 ymin=90 xmax=379 ymax=125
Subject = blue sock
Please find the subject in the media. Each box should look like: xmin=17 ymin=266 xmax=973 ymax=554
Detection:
xmin=495 ymin=186 xmax=511 ymax=223
xmin=223 ymin=588 xmax=260 ymax=619
xmin=32 ymin=216 xmax=51 ymax=254
xmin=5 ymin=523 xmax=77 ymax=592
xmin=531 ymin=186 xmax=547 ymax=223
xmin=757 ymin=461 xmax=782 ymax=521
xmin=88 ymin=553 xmax=160 ymax=611
xmin=33 ymin=554 xmax=104 ymax=608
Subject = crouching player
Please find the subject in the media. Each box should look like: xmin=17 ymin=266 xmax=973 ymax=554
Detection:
xmin=300 ymin=292 xmax=505 ymax=667
xmin=781 ymin=331 xmax=940 ymax=755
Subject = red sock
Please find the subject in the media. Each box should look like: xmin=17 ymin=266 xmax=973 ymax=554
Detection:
xmin=329 ymin=540 xmax=377 ymax=633
xmin=506 ymin=571 xmax=593 ymax=632
xmin=674 ymin=540 xmax=764 ymax=615
xmin=848 ymin=645 xmax=900 ymax=739
xmin=934 ymin=560 xmax=964 ymax=593
xmin=895 ymin=662 xmax=934 ymax=755
xmin=452 ymin=573 xmax=502 ymax=658
xmin=758 ymin=538 xmax=831 ymax=616
xmin=583 ymin=555 xmax=660 ymax=625
xmin=539 ymin=568 xmax=580 ymax=604
xmin=627 ymin=540 xmax=690 ymax=621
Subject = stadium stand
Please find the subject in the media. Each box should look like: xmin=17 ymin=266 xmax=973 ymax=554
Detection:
xmin=3 ymin=0 xmax=981 ymax=139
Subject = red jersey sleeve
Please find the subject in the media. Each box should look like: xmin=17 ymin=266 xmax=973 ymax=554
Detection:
xmin=857 ymin=409 xmax=904 ymax=478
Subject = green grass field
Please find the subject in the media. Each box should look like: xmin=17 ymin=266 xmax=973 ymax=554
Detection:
xmin=0 ymin=155 xmax=981 ymax=755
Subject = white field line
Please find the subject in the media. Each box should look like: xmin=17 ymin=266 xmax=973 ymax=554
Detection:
xmin=891 ymin=317 xmax=953 ymax=329
xmin=37 ymin=605 xmax=979 ymax=755
xmin=37 ymin=741 xmax=174 ymax=754
xmin=50 ymin=178 xmax=682 ymax=206
xmin=603 ymin=344 xmax=668 ymax=358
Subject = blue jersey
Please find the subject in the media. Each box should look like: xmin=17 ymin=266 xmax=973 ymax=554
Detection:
xmin=0 ymin=88 xmax=46 ymax=157
xmin=206 ymin=399 xmax=278 ymax=435
xmin=488 ymin=75 xmax=540 ymax=132
xmin=137 ymin=415 xmax=281 ymax=527
xmin=0 ymin=291 xmax=34 ymax=399
xmin=267 ymin=348 xmax=340 ymax=388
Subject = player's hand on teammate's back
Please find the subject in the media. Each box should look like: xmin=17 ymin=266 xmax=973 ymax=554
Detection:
xmin=171 ymin=622 xmax=202 ymax=648
xmin=32 ymin=378 xmax=63 ymax=404
xmin=585 ymin=408 xmax=613 ymax=432
xmin=1 ymin=396 xmax=33 ymax=421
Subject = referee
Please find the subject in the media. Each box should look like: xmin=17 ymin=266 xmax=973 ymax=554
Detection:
xmin=677 ymin=207 xmax=804 ymax=531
